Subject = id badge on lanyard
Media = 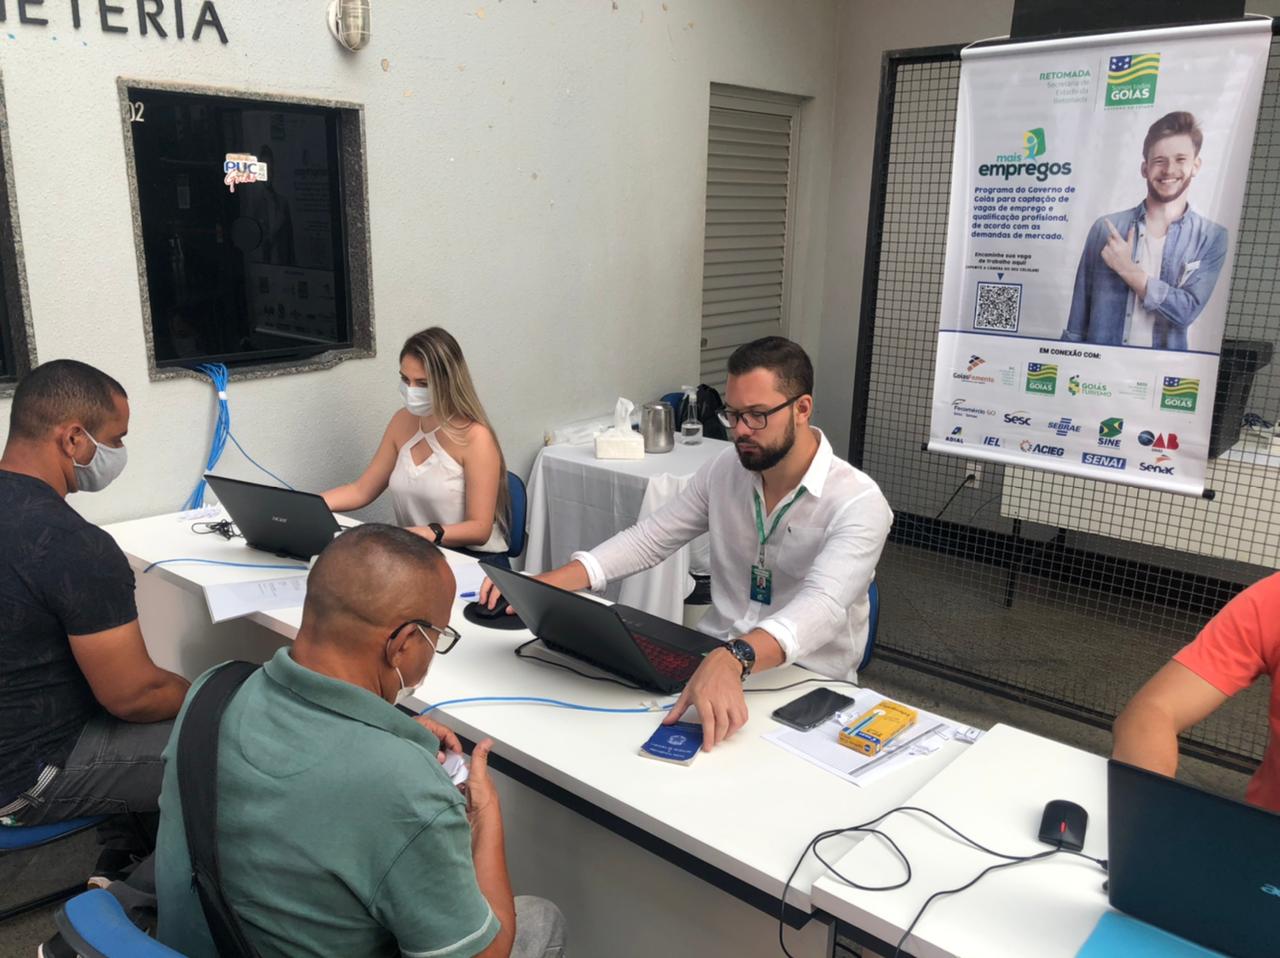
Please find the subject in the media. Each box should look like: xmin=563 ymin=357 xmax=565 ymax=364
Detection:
xmin=749 ymin=487 xmax=804 ymax=606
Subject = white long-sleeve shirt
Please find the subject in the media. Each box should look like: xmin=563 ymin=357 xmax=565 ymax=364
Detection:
xmin=573 ymin=429 xmax=893 ymax=680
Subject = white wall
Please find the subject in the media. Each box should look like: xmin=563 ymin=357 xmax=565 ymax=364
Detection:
xmin=0 ymin=0 xmax=840 ymax=524
xmin=812 ymin=0 xmax=1015 ymax=459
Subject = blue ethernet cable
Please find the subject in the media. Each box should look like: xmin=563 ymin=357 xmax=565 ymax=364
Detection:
xmin=184 ymin=363 xmax=295 ymax=510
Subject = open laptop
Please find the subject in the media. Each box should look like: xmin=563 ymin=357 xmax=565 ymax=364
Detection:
xmin=485 ymin=565 xmax=723 ymax=694
xmin=1108 ymin=759 xmax=1280 ymax=958
xmin=204 ymin=474 xmax=341 ymax=561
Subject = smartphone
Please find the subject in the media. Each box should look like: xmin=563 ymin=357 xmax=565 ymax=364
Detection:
xmin=771 ymin=688 xmax=856 ymax=731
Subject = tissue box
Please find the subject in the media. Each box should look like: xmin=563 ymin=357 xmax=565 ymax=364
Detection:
xmin=595 ymin=432 xmax=644 ymax=460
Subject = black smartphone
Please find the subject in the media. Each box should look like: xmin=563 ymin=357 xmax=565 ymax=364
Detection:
xmin=771 ymin=688 xmax=856 ymax=731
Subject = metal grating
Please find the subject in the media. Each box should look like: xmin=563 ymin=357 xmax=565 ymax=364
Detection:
xmin=852 ymin=45 xmax=1280 ymax=772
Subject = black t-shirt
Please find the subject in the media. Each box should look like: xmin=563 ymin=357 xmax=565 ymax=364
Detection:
xmin=0 ymin=470 xmax=138 ymax=803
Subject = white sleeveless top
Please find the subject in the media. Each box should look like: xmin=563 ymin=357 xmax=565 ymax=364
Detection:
xmin=388 ymin=429 xmax=508 ymax=554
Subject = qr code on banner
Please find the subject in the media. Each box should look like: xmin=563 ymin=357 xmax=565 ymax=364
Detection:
xmin=973 ymin=281 xmax=1023 ymax=332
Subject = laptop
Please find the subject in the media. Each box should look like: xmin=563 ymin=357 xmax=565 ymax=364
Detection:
xmin=204 ymin=474 xmax=341 ymax=561
xmin=485 ymin=565 xmax=723 ymax=694
xmin=1108 ymin=759 xmax=1280 ymax=958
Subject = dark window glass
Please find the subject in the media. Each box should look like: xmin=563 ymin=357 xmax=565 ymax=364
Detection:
xmin=129 ymin=88 xmax=353 ymax=369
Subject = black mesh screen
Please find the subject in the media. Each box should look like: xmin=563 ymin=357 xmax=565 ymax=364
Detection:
xmin=854 ymin=45 xmax=1280 ymax=772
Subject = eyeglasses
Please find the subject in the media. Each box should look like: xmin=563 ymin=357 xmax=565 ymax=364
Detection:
xmin=389 ymin=620 xmax=462 ymax=655
xmin=716 ymin=395 xmax=802 ymax=431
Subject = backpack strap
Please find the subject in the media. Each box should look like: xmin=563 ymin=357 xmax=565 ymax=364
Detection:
xmin=176 ymin=660 xmax=262 ymax=958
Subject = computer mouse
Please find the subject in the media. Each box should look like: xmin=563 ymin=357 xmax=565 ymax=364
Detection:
xmin=1038 ymin=799 xmax=1088 ymax=852
xmin=470 ymin=595 xmax=510 ymax=620
xmin=462 ymin=597 xmax=527 ymax=630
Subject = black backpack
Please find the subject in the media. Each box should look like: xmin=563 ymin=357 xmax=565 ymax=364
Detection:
xmin=177 ymin=661 xmax=263 ymax=958
xmin=678 ymin=384 xmax=728 ymax=441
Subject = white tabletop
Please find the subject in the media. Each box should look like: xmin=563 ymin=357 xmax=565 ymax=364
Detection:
xmin=535 ymin=437 xmax=733 ymax=479
xmin=104 ymin=510 xmax=970 ymax=914
xmin=811 ymin=724 xmax=1111 ymax=957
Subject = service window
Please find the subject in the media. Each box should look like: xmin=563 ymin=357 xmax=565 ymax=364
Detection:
xmin=125 ymin=85 xmax=372 ymax=373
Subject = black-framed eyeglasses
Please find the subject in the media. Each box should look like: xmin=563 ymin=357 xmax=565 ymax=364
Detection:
xmin=716 ymin=395 xmax=802 ymax=431
xmin=389 ymin=620 xmax=462 ymax=655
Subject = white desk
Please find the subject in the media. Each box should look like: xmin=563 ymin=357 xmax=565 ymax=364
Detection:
xmin=811 ymin=724 xmax=1110 ymax=958
xmin=104 ymin=511 xmax=971 ymax=958
xmin=523 ymin=439 xmax=731 ymax=622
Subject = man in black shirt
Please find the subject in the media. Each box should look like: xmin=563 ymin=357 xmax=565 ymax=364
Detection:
xmin=0 ymin=360 xmax=188 ymax=879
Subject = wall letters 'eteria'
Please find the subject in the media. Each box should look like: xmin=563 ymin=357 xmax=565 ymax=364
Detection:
xmin=0 ymin=0 xmax=229 ymax=44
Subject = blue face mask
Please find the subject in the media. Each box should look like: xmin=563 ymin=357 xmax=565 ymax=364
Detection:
xmin=73 ymin=429 xmax=128 ymax=493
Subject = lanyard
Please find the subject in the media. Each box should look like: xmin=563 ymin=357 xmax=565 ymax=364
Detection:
xmin=753 ymin=487 xmax=805 ymax=564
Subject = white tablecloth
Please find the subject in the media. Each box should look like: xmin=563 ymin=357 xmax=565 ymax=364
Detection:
xmin=523 ymin=438 xmax=732 ymax=622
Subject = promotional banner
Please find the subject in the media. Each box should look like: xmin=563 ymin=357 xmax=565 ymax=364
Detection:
xmin=928 ymin=19 xmax=1272 ymax=495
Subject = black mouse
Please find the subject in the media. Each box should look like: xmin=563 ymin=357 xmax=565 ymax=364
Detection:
xmin=471 ymin=595 xmax=510 ymax=620
xmin=462 ymin=597 xmax=527 ymax=630
xmin=1038 ymin=799 xmax=1088 ymax=852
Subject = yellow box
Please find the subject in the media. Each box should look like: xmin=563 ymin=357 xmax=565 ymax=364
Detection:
xmin=838 ymin=700 xmax=918 ymax=756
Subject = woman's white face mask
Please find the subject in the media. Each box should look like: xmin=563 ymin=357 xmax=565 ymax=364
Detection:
xmin=399 ymin=381 xmax=433 ymax=417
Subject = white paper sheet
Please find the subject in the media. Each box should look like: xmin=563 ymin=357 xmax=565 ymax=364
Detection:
xmin=446 ymin=558 xmax=489 ymax=598
xmin=763 ymin=686 xmax=982 ymax=788
xmin=203 ymin=575 xmax=309 ymax=624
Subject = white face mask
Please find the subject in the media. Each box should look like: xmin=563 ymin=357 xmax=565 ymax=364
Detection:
xmin=399 ymin=381 xmax=433 ymax=417
xmin=73 ymin=429 xmax=128 ymax=493
xmin=393 ymin=666 xmax=418 ymax=707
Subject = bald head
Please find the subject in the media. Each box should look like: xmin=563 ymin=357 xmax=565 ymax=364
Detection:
xmin=301 ymin=524 xmax=453 ymax=647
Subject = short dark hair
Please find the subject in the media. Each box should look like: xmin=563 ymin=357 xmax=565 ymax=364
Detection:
xmin=8 ymin=359 xmax=127 ymax=441
xmin=726 ymin=336 xmax=814 ymax=398
xmin=304 ymin=523 xmax=448 ymax=632
xmin=1143 ymin=111 xmax=1203 ymax=159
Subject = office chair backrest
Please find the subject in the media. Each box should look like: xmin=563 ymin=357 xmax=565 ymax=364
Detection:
xmin=507 ymin=471 xmax=528 ymax=559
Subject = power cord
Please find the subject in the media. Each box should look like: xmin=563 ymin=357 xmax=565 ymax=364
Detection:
xmin=183 ymin=363 xmax=295 ymax=511
xmin=142 ymin=557 xmax=308 ymax=574
xmin=191 ymin=520 xmax=241 ymax=541
xmin=934 ymin=474 xmax=976 ymax=520
xmin=417 ymin=696 xmax=672 ymax=716
xmin=778 ymin=805 xmax=1107 ymax=958
xmin=513 ymin=639 xmax=864 ymax=697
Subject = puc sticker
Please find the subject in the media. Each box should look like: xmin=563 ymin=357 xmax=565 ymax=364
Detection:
xmin=223 ymin=153 xmax=269 ymax=193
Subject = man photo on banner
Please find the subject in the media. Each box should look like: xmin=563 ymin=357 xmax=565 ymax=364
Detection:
xmin=1062 ymin=110 xmax=1227 ymax=351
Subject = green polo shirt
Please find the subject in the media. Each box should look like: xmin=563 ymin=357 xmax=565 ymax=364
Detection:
xmin=154 ymin=648 xmax=499 ymax=958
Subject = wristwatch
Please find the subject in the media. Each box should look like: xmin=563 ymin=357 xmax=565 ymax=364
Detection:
xmin=722 ymin=638 xmax=755 ymax=680
xmin=427 ymin=522 xmax=445 ymax=544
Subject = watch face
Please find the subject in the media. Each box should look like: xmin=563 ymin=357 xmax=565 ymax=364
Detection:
xmin=731 ymin=640 xmax=755 ymax=664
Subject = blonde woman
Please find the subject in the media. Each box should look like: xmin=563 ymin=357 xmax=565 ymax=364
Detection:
xmin=323 ymin=328 xmax=512 ymax=565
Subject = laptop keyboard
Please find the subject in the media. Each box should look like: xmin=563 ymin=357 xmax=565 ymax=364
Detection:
xmin=631 ymin=634 xmax=702 ymax=682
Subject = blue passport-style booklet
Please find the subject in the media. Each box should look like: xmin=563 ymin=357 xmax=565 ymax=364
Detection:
xmin=640 ymin=721 xmax=704 ymax=765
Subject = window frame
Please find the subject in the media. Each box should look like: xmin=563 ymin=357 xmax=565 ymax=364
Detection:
xmin=0 ymin=72 xmax=36 ymax=397
xmin=118 ymin=78 xmax=375 ymax=383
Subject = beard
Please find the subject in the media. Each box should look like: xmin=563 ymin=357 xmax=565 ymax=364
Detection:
xmin=1147 ymin=173 xmax=1192 ymax=205
xmin=735 ymin=412 xmax=796 ymax=472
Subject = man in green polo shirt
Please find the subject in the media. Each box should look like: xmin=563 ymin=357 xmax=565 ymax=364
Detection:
xmin=153 ymin=524 xmax=565 ymax=958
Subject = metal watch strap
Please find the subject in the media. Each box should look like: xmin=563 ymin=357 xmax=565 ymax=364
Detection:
xmin=724 ymin=639 xmax=754 ymax=680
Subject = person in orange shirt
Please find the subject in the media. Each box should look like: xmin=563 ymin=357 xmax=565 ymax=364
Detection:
xmin=1114 ymin=572 xmax=1280 ymax=812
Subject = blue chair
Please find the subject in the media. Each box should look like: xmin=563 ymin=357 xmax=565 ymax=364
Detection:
xmin=0 ymin=815 xmax=108 ymax=921
xmin=54 ymin=888 xmax=185 ymax=957
xmin=859 ymin=579 xmax=879 ymax=674
xmin=506 ymin=470 xmax=527 ymax=560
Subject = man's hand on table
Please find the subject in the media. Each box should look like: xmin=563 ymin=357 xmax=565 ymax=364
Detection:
xmin=663 ymin=649 xmax=748 ymax=751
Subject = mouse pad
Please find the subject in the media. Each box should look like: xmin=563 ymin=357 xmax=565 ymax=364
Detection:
xmin=462 ymin=601 xmax=527 ymax=631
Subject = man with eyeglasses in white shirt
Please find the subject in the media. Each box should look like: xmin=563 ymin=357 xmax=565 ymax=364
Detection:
xmin=480 ymin=337 xmax=892 ymax=751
